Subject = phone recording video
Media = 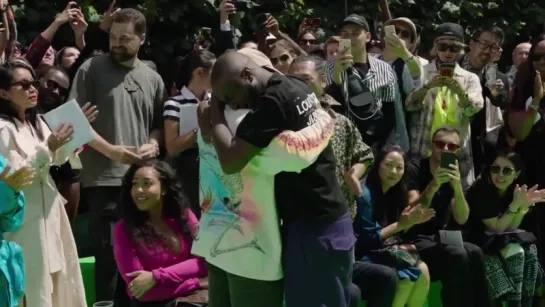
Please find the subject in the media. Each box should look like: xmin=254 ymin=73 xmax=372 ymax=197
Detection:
xmin=231 ymin=0 xmax=248 ymax=12
xmin=439 ymin=62 xmax=455 ymax=78
xmin=255 ymin=13 xmax=270 ymax=30
xmin=304 ymin=18 xmax=321 ymax=28
xmin=440 ymin=152 xmax=457 ymax=169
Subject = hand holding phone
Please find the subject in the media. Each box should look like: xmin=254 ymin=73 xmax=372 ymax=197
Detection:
xmin=231 ymin=0 xmax=248 ymax=12
xmin=255 ymin=13 xmax=270 ymax=31
xmin=383 ymin=25 xmax=396 ymax=37
xmin=339 ymin=39 xmax=352 ymax=55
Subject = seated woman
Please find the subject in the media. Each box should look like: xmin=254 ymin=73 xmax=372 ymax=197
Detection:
xmin=465 ymin=151 xmax=545 ymax=306
xmin=0 ymin=158 xmax=34 ymax=307
xmin=354 ymin=145 xmax=434 ymax=307
xmin=113 ymin=159 xmax=208 ymax=307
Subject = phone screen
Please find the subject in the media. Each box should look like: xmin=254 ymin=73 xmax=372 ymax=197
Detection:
xmin=441 ymin=152 xmax=457 ymax=169
xmin=305 ymin=18 xmax=321 ymax=27
xmin=439 ymin=63 xmax=455 ymax=78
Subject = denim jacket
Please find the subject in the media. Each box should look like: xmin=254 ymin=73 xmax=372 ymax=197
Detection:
xmin=0 ymin=155 xmax=26 ymax=307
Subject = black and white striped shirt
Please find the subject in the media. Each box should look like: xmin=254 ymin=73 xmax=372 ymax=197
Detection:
xmin=163 ymin=86 xmax=212 ymax=123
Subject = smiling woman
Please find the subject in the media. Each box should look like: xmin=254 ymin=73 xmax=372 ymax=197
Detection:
xmin=113 ymin=159 xmax=208 ymax=307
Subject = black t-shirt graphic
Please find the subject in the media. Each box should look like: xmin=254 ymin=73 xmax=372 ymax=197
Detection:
xmin=236 ymin=73 xmax=348 ymax=222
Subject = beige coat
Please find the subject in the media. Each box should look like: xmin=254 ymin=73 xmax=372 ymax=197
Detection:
xmin=0 ymin=117 xmax=86 ymax=307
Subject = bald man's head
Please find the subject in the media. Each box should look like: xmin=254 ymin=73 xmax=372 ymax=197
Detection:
xmin=210 ymin=51 xmax=268 ymax=109
xmin=513 ymin=42 xmax=531 ymax=67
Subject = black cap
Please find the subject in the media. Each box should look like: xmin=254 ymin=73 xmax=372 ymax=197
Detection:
xmin=436 ymin=22 xmax=464 ymax=41
xmin=340 ymin=14 xmax=370 ymax=32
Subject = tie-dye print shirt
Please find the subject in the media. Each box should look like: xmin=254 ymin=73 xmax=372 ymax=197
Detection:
xmin=192 ymin=105 xmax=334 ymax=281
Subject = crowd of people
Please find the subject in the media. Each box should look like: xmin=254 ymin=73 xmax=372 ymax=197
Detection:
xmin=2 ymin=0 xmax=545 ymax=306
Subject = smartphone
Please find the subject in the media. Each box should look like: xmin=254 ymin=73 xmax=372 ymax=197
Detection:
xmin=199 ymin=27 xmax=212 ymax=40
xmin=232 ymin=0 xmax=248 ymax=12
xmin=255 ymin=13 xmax=270 ymax=29
xmin=485 ymin=64 xmax=498 ymax=86
xmin=69 ymin=1 xmax=80 ymax=9
xmin=339 ymin=38 xmax=352 ymax=54
xmin=439 ymin=62 xmax=455 ymax=78
xmin=304 ymin=17 xmax=321 ymax=27
xmin=383 ymin=25 xmax=396 ymax=37
xmin=441 ymin=151 xmax=457 ymax=169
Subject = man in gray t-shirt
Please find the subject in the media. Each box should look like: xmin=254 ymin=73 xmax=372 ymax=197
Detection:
xmin=68 ymin=8 xmax=166 ymax=300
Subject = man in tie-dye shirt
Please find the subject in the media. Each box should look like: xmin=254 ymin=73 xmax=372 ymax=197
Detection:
xmin=205 ymin=51 xmax=355 ymax=307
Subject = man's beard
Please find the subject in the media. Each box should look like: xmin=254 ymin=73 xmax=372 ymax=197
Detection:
xmin=110 ymin=49 xmax=137 ymax=62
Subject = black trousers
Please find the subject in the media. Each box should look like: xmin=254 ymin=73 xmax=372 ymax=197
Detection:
xmin=351 ymin=262 xmax=398 ymax=307
xmin=83 ymin=186 xmax=122 ymax=301
xmin=415 ymin=237 xmax=489 ymax=307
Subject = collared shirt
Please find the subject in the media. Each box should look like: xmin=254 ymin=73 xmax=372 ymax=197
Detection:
xmin=324 ymin=56 xmax=409 ymax=151
xmin=320 ymin=94 xmax=374 ymax=219
xmin=406 ymin=60 xmax=483 ymax=189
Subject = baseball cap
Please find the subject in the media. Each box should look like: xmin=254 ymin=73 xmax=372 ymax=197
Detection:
xmin=383 ymin=17 xmax=417 ymax=39
xmin=340 ymin=14 xmax=369 ymax=32
xmin=237 ymin=48 xmax=281 ymax=73
xmin=436 ymin=22 xmax=465 ymax=42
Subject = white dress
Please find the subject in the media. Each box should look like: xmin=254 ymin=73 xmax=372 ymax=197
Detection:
xmin=0 ymin=117 xmax=86 ymax=307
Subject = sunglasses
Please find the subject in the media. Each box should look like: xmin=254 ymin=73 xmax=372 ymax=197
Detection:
xmin=490 ymin=165 xmax=515 ymax=176
xmin=472 ymin=38 xmax=501 ymax=53
xmin=46 ymin=80 xmax=69 ymax=96
xmin=437 ymin=43 xmax=463 ymax=53
xmin=433 ymin=140 xmax=460 ymax=151
xmin=531 ymin=53 xmax=545 ymax=62
xmin=299 ymin=39 xmax=317 ymax=45
xmin=395 ymin=27 xmax=412 ymax=39
xmin=11 ymin=80 xmax=40 ymax=91
xmin=270 ymin=54 xmax=291 ymax=65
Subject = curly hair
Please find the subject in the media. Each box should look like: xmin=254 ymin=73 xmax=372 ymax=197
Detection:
xmin=120 ymin=159 xmax=191 ymax=248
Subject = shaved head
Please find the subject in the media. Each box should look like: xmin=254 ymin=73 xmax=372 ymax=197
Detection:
xmin=211 ymin=51 xmax=272 ymax=109
xmin=211 ymin=52 xmax=260 ymax=87
xmin=513 ymin=42 xmax=531 ymax=67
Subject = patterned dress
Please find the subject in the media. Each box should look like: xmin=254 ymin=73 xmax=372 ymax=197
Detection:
xmin=319 ymin=94 xmax=374 ymax=218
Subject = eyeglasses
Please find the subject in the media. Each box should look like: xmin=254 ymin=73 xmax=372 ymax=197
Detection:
xmin=437 ymin=43 xmax=463 ymax=53
xmin=395 ymin=27 xmax=412 ymax=39
xmin=11 ymin=80 xmax=39 ymax=91
xmin=433 ymin=140 xmax=460 ymax=151
xmin=472 ymin=38 xmax=501 ymax=53
xmin=46 ymin=80 xmax=69 ymax=96
xmin=490 ymin=165 xmax=515 ymax=176
xmin=299 ymin=39 xmax=317 ymax=45
xmin=531 ymin=53 xmax=545 ymax=62
xmin=270 ymin=54 xmax=291 ymax=65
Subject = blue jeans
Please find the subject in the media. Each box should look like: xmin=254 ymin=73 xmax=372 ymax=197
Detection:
xmin=282 ymin=213 xmax=356 ymax=307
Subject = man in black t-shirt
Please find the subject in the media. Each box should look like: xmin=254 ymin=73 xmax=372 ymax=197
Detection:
xmin=206 ymin=51 xmax=356 ymax=307
xmin=405 ymin=126 xmax=488 ymax=307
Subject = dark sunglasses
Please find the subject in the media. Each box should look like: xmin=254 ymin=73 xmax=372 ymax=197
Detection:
xmin=490 ymin=165 xmax=515 ymax=176
xmin=299 ymin=39 xmax=317 ymax=45
xmin=437 ymin=43 xmax=463 ymax=53
xmin=531 ymin=53 xmax=545 ymax=62
xmin=395 ymin=27 xmax=412 ymax=39
xmin=472 ymin=38 xmax=501 ymax=53
xmin=46 ymin=80 xmax=69 ymax=96
xmin=433 ymin=140 xmax=460 ymax=151
xmin=11 ymin=80 xmax=40 ymax=91
xmin=270 ymin=54 xmax=290 ymax=65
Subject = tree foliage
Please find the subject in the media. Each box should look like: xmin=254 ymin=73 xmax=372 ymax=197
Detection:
xmin=9 ymin=0 xmax=545 ymax=76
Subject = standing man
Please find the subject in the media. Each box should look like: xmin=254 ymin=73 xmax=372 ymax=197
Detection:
xmin=68 ymin=8 xmax=166 ymax=300
xmin=506 ymin=42 xmax=531 ymax=85
xmin=208 ymin=51 xmax=355 ymax=307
